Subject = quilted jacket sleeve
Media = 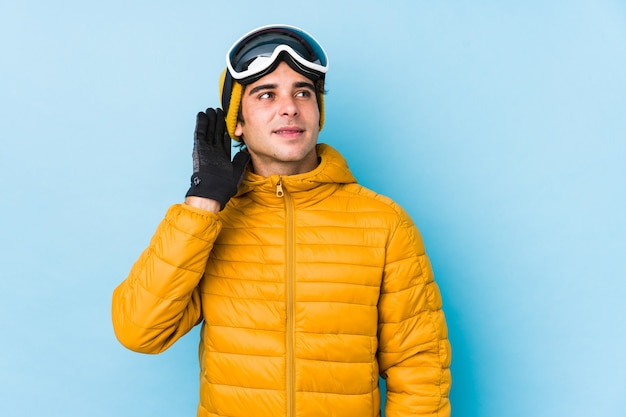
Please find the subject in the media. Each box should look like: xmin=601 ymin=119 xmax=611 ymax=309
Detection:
xmin=112 ymin=204 xmax=220 ymax=354
xmin=378 ymin=206 xmax=452 ymax=417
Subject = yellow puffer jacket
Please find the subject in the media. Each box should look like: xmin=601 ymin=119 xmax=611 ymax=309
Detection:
xmin=112 ymin=144 xmax=451 ymax=417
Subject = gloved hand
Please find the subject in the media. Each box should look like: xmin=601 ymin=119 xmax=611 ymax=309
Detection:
xmin=185 ymin=108 xmax=250 ymax=210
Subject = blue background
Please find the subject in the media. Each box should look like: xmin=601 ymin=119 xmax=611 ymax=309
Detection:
xmin=1 ymin=1 xmax=625 ymax=416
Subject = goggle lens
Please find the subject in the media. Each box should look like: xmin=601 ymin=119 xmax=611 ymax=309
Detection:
xmin=226 ymin=25 xmax=328 ymax=82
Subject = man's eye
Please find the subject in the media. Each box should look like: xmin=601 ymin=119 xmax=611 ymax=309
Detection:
xmin=259 ymin=92 xmax=273 ymax=99
xmin=296 ymin=90 xmax=312 ymax=98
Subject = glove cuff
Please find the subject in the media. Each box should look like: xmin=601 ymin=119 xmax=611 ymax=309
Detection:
xmin=185 ymin=172 xmax=238 ymax=210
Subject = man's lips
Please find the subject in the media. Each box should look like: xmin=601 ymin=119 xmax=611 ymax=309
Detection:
xmin=273 ymin=126 xmax=304 ymax=135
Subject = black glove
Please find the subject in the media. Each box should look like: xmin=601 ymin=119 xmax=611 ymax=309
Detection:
xmin=185 ymin=108 xmax=250 ymax=210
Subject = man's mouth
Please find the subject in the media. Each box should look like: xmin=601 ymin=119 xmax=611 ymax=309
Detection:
xmin=274 ymin=126 xmax=304 ymax=135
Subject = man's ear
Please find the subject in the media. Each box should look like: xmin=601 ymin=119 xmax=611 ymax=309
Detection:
xmin=235 ymin=121 xmax=244 ymax=137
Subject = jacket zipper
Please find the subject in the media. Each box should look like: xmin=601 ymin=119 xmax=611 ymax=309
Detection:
xmin=277 ymin=178 xmax=295 ymax=417
xmin=276 ymin=180 xmax=285 ymax=198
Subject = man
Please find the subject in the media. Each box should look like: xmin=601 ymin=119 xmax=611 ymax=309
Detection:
xmin=112 ymin=24 xmax=451 ymax=417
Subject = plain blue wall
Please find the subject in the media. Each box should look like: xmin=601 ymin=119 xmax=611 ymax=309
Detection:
xmin=1 ymin=1 xmax=625 ymax=416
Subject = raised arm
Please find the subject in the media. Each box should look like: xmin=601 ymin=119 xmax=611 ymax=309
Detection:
xmin=112 ymin=205 xmax=219 ymax=352
xmin=111 ymin=108 xmax=249 ymax=353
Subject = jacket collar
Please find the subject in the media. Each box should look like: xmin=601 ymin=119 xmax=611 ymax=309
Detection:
xmin=233 ymin=143 xmax=357 ymax=208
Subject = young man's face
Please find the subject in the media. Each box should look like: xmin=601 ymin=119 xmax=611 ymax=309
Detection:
xmin=235 ymin=61 xmax=321 ymax=177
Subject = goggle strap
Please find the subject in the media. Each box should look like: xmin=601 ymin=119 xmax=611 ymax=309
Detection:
xmin=221 ymin=71 xmax=234 ymax=111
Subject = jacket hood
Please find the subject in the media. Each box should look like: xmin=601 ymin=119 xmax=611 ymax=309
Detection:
xmin=232 ymin=143 xmax=357 ymax=208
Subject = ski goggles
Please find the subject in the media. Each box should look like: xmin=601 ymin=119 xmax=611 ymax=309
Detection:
xmin=226 ymin=24 xmax=329 ymax=83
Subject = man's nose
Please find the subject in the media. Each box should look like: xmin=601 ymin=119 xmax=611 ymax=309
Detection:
xmin=279 ymin=95 xmax=299 ymax=117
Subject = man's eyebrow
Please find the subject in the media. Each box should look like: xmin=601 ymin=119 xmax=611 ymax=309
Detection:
xmin=247 ymin=81 xmax=316 ymax=96
xmin=248 ymin=84 xmax=277 ymax=96
xmin=294 ymin=81 xmax=316 ymax=91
